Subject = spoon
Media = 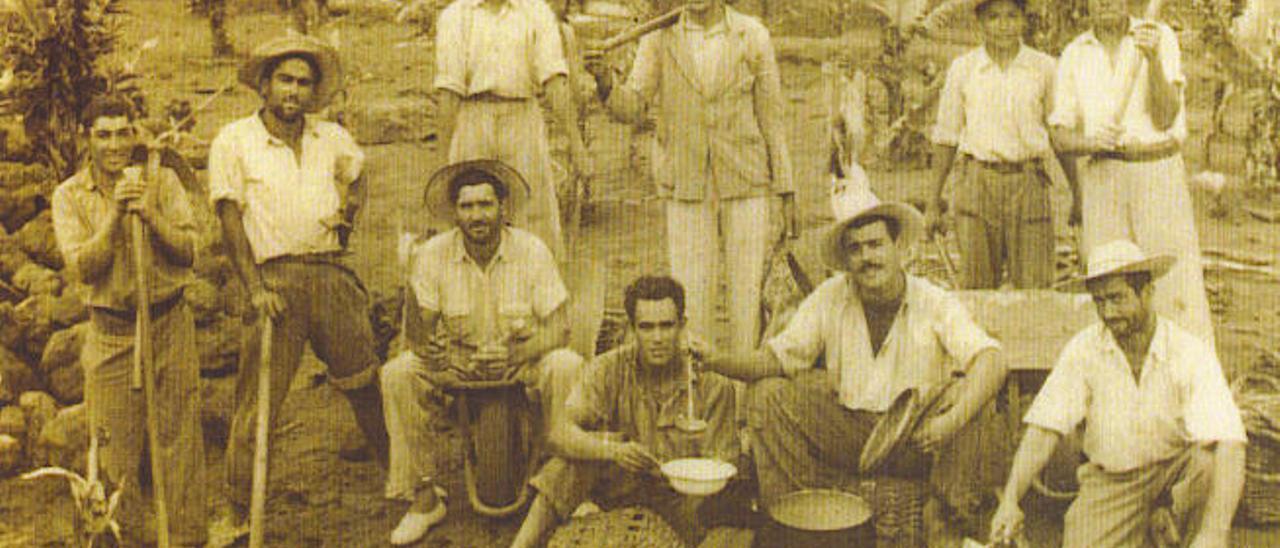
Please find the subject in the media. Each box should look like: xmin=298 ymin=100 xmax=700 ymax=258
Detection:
xmin=675 ymin=348 xmax=707 ymax=433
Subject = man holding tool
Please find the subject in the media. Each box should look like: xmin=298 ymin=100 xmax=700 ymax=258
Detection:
xmin=208 ymin=33 xmax=388 ymax=537
xmin=925 ymin=0 xmax=1075 ymax=290
xmin=52 ymin=94 xmax=206 ymax=547
xmin=1048 ymin=0 xmax=1216 ymax=350
xmin=587 ymin=0 xmax=796 ymax=355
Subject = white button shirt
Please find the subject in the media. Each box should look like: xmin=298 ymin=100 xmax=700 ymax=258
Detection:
xmin=931 ymin=45 xmax=1057 ymax=162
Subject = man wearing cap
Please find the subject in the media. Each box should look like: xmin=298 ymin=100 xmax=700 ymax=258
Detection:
xmin=433 ymin=0 xmax=590 ymax=260
xmin=702 ymin=186 xmax=1006 ymax=508
xmin=208 ymin=34 xmax=389 ymax=531
xmin=1049 ymin=0 xmax=1216 ymax=349
xmin=380 ymin=160 xmax=584 ymax=545
xmin=991 ymin=240 xmax=1245 ymax=547
xmin=925 ymin=0 xmax=1076 ymax=289
xmin=588 ymin=0 xmax=795 ymax=356
xmin=52 ymin=94 xmax=206 ymax=547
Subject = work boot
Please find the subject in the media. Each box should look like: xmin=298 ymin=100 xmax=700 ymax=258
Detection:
xmin=390 ymin=484 xmax=448 ymax=546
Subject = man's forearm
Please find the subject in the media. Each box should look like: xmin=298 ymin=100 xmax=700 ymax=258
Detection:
xmin=1144 ymin=57 xmax=1181 ymax=132
xmin=1051 ymin=126 xmax=1094 ymax=155
xmin=517 ymin=306 xmax=570 ymax=365
xmin=73 ymin=212 xmax=123 ymax=283
xmin=1000 ymin=426 xmax=1062 ymax=508
xmin=705 ymin=349 xmax=784 ymax=382
xmin=946 ymin=349 xmax=1006 ymax=426
xmin=929 ymin=144 xmax=958 ymax=204
xmin=215 ymin=201 xmax=264 ymax=293
xmin=1200 ymin=441 xmax=1246 ymax=535
xmin=548 ymin=421 xmax=612 ymax=461
xmin=754 ymin=84 xmax=793 ymax=195
xmin=435 ymin=90 xmax=461 ymax=154
xmin=146 ymin=217 xmax=195 ymax=268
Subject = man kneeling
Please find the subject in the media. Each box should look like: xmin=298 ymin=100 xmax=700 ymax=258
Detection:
xmin=991 ymin=240 xmax=1246 ymax=547
xmin=512 ymin=276 xmax=743 ymax=547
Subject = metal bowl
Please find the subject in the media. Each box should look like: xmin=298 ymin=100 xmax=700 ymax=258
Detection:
xmin=660 ymin=458 xmax=737 ymax=496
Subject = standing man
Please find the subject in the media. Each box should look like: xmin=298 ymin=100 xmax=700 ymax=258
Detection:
xmin=702 ymin=187 xmax=1006 ymax=509
xmin=926 ymin=0 xmax=1076 ymax=290
xmin=380 ymin=161 xmax=584 ymax=545
xmin=208 ymin=34 xmax=389 ymax=531
xmin=51 ymin=95 xmax=206 ymax=547
xmin=1049 ymin=0 xmax=1216 ymax=349
xmin=991 ymin=240 xmax=1246 ymax=547
xmin=434 ymin=0 xmax=591 ymax=259
xmin=512 ymin=275 xmax=743 ymax=548
xmin=589 ymin=0 xmax=796 ymax=354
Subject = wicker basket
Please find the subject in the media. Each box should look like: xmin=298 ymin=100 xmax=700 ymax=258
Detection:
xmin=547 ymin=506 xmax=685 ymax=548
xmin=871 ymin=477 xmax=928 ymax=547
xmin=1233 ymin=373 xmax=1280 ymax=524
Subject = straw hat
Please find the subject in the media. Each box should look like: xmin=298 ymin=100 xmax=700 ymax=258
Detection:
xmin=238 ymin=34 xmax=343 ymax=112
xmin=423 ymin=160 xmax=531 ymax=222
xmin=1059 ymin=240 xmax=1176 ymax=293
xmin=821 ymin=180 xmax=923 ymax=271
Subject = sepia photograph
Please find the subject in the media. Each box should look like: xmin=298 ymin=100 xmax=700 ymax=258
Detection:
xmin=1 ymin=0 xmax=1279 ymax=546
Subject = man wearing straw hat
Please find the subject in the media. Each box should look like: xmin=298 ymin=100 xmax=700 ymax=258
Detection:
xmin=380 ymin=160 xmax=584 ymax=545
xmin=702 ymin=184 xmax=1006 ymax=509
xmin=1048 ymin=0 xmax=1216 ymax=350
xmin=991 ymin=240 xmax=1245 ymax=547
xmin=208 ymin=33 xmax=389 ymax=534
xmin=52 ymin=94 xmax=207 ymax=547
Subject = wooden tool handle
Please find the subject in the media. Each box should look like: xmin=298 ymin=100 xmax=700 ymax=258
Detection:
xmin=134 ymin=146 xmax=171 ymax=547
xmin=249 ymin=317 xmax=275 ymax=548
xmin=1109 ymin=0 xmax=1169 ymax=126
xmin=596 ymin=6 xmax=683 ymax=52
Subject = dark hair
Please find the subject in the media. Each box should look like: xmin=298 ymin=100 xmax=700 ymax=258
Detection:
xmin=975 ymin=0 xmax=1027 ymax=18
xmin=260 ymin=53 xmax=322 ymax=88
xmin=447 ymin=168 xmax=509 ymax=205
xmin=81 ymin=94 xmax=137 ymax=130
xmin=624 ymin=275 xmax=685 ymax=324
xmin=846 ymin=215 xmax=902 ymax=242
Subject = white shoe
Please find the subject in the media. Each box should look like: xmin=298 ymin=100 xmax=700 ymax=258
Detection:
xmin=389 ymin=487 xmax=448 ymax=546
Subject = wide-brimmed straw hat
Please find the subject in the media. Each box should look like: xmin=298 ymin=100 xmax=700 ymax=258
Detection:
xmin=821 ymin=180 xmax=923 ymax=271
xmin=238 ymin=34 xmax=343 ymax=112
xmin=1059 ymin=239 xmax=1176 ymax=293
xmin=423 ymin=160 xmax=531 ymax=222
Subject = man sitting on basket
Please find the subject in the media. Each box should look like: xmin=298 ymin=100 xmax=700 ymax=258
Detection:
xmin=991 ymin=240 xmax=1246 ymax=548
xmin=511 ymin=275 xmax=747 ymax=548
xmin=701 ymin=183 xmax=1007 ymax=516
xmin=380 ymin=160 xmax=585 ymax=545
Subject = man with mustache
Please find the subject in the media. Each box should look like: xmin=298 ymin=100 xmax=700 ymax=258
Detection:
xmin=702 ymin=186 xmax=1006 ymax=515
xmin=207 ymin=34 xmax=389 ymax=537
xmin=1048 ymin=0 xmax=1216 ymax=350
xmin=511 ymin=275 xmax=744 ymax=548
xmin=51 ymin=94 xmax=207 ymax=547
xmin=991 ymin=240 xmax=1245 ymax=547
xmin=926 ymin=0 xmax=1074 ymax=289
xmin=381 ymin=160 xmax=584 ymax=545
xmin=588 ymin=0 xmax=795 ymax=358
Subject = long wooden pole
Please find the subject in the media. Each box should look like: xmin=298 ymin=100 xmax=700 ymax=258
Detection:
xmin=595 ymin=6 xmax=683 ymax=52
xmin=134 ymin=149 xmax=171 ymax=548
xmin=249 ymin=317 xmax=275 ymax=548
xmin=1109 ymin=0 xmax=1169 ymax=126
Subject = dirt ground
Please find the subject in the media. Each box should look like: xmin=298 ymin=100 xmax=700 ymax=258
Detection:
xmin=4 ymin=0 xmax=1280 ymax=546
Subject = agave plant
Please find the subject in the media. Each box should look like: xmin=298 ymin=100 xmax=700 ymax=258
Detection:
xmin=23 ymin=430 xmax=125 ymax=548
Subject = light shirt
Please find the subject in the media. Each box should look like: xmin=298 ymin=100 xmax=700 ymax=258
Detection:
xmin=52 ymin=166 xmax=196 ymax=312
xmin=1049 ymin=19 xmax=1188 ymax=145
xmin=1024 ymin=318 xmax=1246 ymax=473
xmin=433 ymin=0 xmax=569 ymax=99
xmin=410 ymin=227 xmax=567 ymax=354
xmin=566 ymin=343 xmax=740 ymax=465
xmin=207 ymin=114 xmax=364 ymax=264
xmin=932 ymin=45 xmax=1057 ymax=162
xmin=767 ymin=274 xmax=1000 ymax=412
xmin=680 ymin=17 xmax=729 ymax=86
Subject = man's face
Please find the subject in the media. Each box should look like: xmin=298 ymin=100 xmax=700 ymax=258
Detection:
xmin=262 ymin=57 xmax=316 ymax=122
xmin=87 ymin=115 xmax=136 ymax=177
xmin=1088 ymin=0 xmax=1129 ymax=27
xmin=842 ymin=220 xmax=904 ymax=292
xmin=455 ymin=183 xmax=503 ymax=244
xmin=632 ymin=298 xmax=683 ymax=370
xmin=1087 ymin=275 xmax=1151 ymax=340
xmin=979 ymin=1 xmax=1026 ymax=49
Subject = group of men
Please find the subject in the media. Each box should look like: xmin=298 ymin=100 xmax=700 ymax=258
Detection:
xmin=48 ymin=0 xmax=1250 ymax=547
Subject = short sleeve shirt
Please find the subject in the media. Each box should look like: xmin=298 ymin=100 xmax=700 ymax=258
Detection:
xmin=767 ymin=274 xmax=1000 ymax=412
xmin=51 ymin=166 xmax=196 ymax=311
xmin=410 ymin=227 xmax=567 ymax=351
xmin=434 ymin=0 xmax=569 ymax=98
xmin=1049 ymin=19 xmax=1187 ymax=145
xmin=565 ymin=343 xmax=740 ymax=465
xmin=1024 ymin=319 xmax=1247 ymax=473
xmin=931 ymin=45 xmax=1057 ymax=162
xmin=207 ymin=114 xmax=364 ymax=263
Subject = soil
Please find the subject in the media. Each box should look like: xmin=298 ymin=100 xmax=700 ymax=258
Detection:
xmin=3 ymin=1 xmax=1280 ymax=546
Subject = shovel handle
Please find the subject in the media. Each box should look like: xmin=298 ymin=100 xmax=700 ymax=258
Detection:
xmin=249 ymin=317 xmax=275 ymax=548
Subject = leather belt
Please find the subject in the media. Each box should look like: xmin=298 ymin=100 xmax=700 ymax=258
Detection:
xmin=464 ymin=92 xmax=532 ymax=103
xmin=964 ymin=154 xmax=1042 ymax=175
xmin=90 ymin=290 xmax=184 ymax=326
xmin=1093 ymin=141 xmax=1180 ymax=163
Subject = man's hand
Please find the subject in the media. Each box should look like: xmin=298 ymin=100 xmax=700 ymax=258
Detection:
xmin=608 ymin=441 xmax=659 ymax=475
xmin=584 ymin=57 xmax=613 ymax=102
xmin=1132 ymin=21 xmax=1161 ymax=60
xmin=924 ymin=199 xmax=947 ymax=238
xmin=989 ymin=500 xmax=1025 ymax=545
xmin=113 ymin=171 xmax=149 ymax=214
xmin=1086 ymin=123 xmax=1123 ymax=153
xmin=912 ymin=412 xmax=962 ymax=454
xmin=470 ymin=343 xmax=511 ymax=377
xmin=251 ymin=288 xmax=287 ymax=321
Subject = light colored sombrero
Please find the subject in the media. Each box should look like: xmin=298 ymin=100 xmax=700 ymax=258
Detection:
xmin=423 ymin=160 xmax=531 ymax=222
xmin=821 ymin=178 xmax=923 ymax=271
xmin=1058 ymin=239 xmax=1176 ymax=293
xmin=238 ymin=34 xmax=343 ymax=112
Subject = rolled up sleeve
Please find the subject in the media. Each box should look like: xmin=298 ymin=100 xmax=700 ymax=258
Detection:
xmin=207 ymin=130 xmax=244 ymax=208
xmin=433 ymin=4 xmax=467 ymax=95
xmin=531 ymin=2 xmax=570 ymax=85
xmin=1184 ymin=345 xmax=1247 ymax=444
xmin=1047 ymin=50 xmax=1080 ymax=130
xmin=331 ymin=125 xmax=365 ymax=185
xmin=931 ymin=58 xmax=966 ymax=147
xmin=1158 ymin=23 xmax=1184 ymax=86
xmin=409 ymin=250 xmax=439 ymax=311
xmin=934 ymin=294 xmax=1000 ymax=374
xmin=529 ymin=239 xmax=568 ymax=318
xmin=1024 ymin=342 xmax=1088 ymax=435
xmin=766 ymin=289 xmax=826 ymax=376
xmin=623 ymin=34 xmax=662 ymax=100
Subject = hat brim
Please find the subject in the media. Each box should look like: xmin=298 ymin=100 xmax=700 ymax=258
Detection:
xmin=974 ymin=0 xmax=1028 ymax=14
xmin=821 ymin=202 xmax=925 ymax=271
xmin=1056 ymin=254 xmax=1177 ymax=293
xmin=423 ymin=160 xmax=531 ymax=222
xmin=239 ymin=37 xmax=342 ymax=112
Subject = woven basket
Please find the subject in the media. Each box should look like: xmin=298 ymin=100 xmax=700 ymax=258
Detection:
xmin=1233 ymin=373 xmax=1280 ymax=524
xmin=547 ymin=506 xmax=686 ymax=548
xmin=871 ymin=477 xmax=928 ymax=547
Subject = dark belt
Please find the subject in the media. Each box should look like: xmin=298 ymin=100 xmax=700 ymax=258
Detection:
xmin=1093 ymin=141 xmax=1180 ymax=163
xmin=464 ymin=92 xmax=532 ymax=103
xmin=964 ymin=154 xmax=1042 ymax=175
xmin=91 ymin=290 xmax=184 ymax=323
